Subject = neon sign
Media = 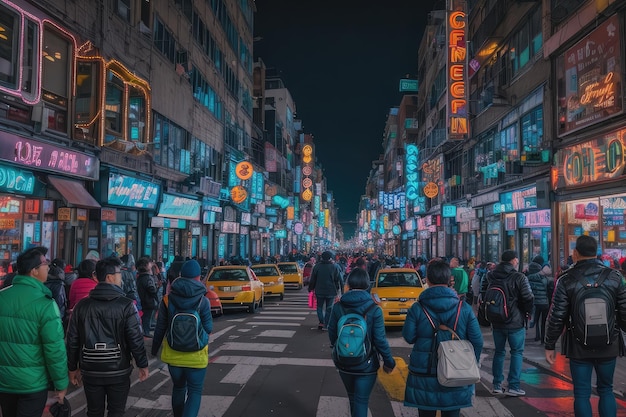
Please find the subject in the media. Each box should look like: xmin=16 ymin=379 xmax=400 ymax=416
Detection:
xmin=447 ymin=0 xmax=468 ymax=140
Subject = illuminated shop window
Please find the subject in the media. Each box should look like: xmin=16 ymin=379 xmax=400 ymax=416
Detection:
xmin=0 ymin=5 xmax=19 ymax=89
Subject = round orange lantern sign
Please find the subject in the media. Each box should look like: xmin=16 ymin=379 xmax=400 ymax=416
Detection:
xmin=423 ymin=182 xmax=439 ymax=198
xmin=236 ymin=161 xmax=253 ymax=180
xmin=230 ymin=186 xmax=248 ymax=204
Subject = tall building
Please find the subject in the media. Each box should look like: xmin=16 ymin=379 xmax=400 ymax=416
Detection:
xmin=0 ymin=0 xmax=255 ymax=267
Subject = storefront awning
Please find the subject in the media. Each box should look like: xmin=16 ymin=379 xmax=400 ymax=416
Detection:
xmin=48 ymin=176 xmax=101 ymax=209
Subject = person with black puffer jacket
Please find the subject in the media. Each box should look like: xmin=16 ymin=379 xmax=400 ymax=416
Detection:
xmin=545 ymin=235 xmax=626 ymax=417
xmin=136 ymin=257 xmax=158 ymax=337
xmin=308 ymin=251 xmax=343 ymax=330
xmin=480 ymin=250 xmax=534 ymax=397
xmin=45 ymin=262 xmax=68 ymax=329
xmin=527 ymin=261 xmax=549 ymax=343
xmin=66 ymin=256 xmax=149 ymax=417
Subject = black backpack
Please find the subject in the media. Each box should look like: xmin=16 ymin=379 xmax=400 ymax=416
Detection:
xmin=483 ymin=277 xmax=512 ymax=325
xmin=570 ymin=268 xmax=615 ymax=349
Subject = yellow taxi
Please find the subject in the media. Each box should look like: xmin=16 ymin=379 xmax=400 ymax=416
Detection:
xmin=370 ymin=268 xmax=427 ymax=327
xmin=250 ymin=264 xmax=285 ymax=300
xmin=205 ymin=265 xmax=264 ymax=313
xmin=277 ymin=262 xmax=304 ymax=290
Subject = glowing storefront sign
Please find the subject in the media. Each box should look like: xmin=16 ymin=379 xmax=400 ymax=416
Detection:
xmin=157 ymin=193 xmax=201 ymax=220
xmin=0 ymin=131 xmax=99 ymax=179
xmin=0 ymin=163 xmax=35 ymax=194
xmin=556 ymin=14 xmax=622 ymax=136
xmin=556 ymin=127 xmax=626 ymax=187
xmin=107 ymin=173 xmax=160 ymax=209
xmin=447 ymin=0 xmax=469 ymax=139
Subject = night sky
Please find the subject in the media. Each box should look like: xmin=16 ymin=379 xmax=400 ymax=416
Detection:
xmin=253 ymin=0 xmax=439 ymax=239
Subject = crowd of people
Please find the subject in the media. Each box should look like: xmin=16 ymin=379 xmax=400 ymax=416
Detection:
xmin=0 ymin=240 xmax=625 ymax=417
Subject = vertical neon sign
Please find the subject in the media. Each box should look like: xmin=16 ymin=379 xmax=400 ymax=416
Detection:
xmin=447 ymin=0 xmax=468 ymax=140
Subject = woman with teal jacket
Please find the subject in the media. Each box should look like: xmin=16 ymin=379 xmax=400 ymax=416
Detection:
xmin=403 ymin=259 xmax=483 ymax=417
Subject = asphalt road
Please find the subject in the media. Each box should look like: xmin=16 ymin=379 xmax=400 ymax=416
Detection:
xmin=54 ymin=289 xmax=626 ymax=417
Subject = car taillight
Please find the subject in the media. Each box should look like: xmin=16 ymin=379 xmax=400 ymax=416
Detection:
xmin=242 ymin=285 xmax=251 ymax=291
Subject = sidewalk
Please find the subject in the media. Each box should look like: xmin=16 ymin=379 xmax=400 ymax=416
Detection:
xmin=480 ymin=326 xmax=626 ymax=398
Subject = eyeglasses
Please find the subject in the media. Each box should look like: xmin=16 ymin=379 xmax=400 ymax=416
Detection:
xmin=35 ymin=261 xmax=50 ymax=269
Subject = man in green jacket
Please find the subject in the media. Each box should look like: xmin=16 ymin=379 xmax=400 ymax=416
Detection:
xmin=0 ymin=246 xmax=69 ymax=416
xmin=450 ymin=257 xmax=469 ymax=301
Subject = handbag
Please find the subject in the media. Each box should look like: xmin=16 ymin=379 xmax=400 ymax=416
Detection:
xmin=308 ymin=291 xmax=317 ymax=309
xmin=421 ymin=301 xmax=481 ymax=387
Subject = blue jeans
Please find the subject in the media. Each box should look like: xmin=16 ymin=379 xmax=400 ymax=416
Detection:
xmin=168 ymin=365 xmax=207 ymax=417
xmin=492 ymin=327 xmax=526 ymax=389
xmin=569 ymin=358 xmax=617 ymax=417
xmin=339 ymin=371 xmax=377 ymax=417
xmin=316 ymin=295 xmax=336 ymax=327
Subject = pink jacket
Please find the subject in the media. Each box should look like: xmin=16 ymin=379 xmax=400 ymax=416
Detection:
xmin=68 ymin=277 xmax=97 ymax=309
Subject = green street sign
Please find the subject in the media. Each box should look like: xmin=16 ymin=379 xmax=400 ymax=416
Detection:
xmin=399 ymin=79 xmax=418 ymax=92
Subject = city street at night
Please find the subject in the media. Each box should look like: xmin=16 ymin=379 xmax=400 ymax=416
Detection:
xmin=56 ymin=289 xmax=626 ymax=417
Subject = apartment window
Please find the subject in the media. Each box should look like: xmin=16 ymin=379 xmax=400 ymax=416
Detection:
xmin=128 ymin=88 xmax=146 ymax=141
xmin=175 ymin=0 xmax=193 ymax=22
xmin=74 ymin=60 xmax=101 ymax=144
xmin=105 ymin=71 xmax=124 ymax=143
xmin=521 ymin=106 xmax=543 ymax=151
xmin=153 ymin=17 xmax=176 ymax=63
xmin=0 ymin=5 xmax=18 ymax=88
xmin=41 ymin=26 xmax=72 ymax=134
xmin=117 ymin=0 xmax=131 ymax=22
xmin=509 ymin=7 xmax=542 ymax=77
xmin=500 ymin=124 xmax=518 ymax=162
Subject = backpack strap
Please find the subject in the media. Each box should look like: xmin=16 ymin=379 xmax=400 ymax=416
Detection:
xmin=574 ymin=266 xmax=612 ymax=288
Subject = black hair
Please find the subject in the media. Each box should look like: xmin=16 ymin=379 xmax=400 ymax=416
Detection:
xmin=95 ymin=257 xmax=122 ymax=283
xmin=426 ymin=260 xmax=451 ymax=286
xmin=575 ymin=235 xmax=597 ymax=257
xmin=76 ymin=259 xmax=97 ymax=278
xmin=16 ymin=247 xmax=48 ymax=275
xmin=135 ymin=256 xmax=152 ymax=272
xmin=347 ymin=267 xmax=370 ymax=290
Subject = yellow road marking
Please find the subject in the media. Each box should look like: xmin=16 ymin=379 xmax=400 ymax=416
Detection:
xmin=377 ymin=356 xmax=408 ymax=401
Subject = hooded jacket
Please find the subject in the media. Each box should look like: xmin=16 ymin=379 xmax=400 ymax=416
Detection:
xmin=0 ymin=275 xmax=69 ymax=393
xmin=136 ymin=270 xmax=158 ymax=310
xmin=151 ymin=277 xmax=213 ymax=368
xmin=66 ymin=283 xmax=148 ymax=379
xmin=480 ymin=261 xmax=534 ymax=329
xmin=69 ymin=276 xmax=98 ymax=310
xmin=545 ymin=258 xmax=626 ymax=359
xmin=45 ymin=267 xmax=68 ymax=325
xmin=403 ymin=285 xmax=483 ymax=411
xmin=308 ymin=259 xmax=342 ymax=297
xmin=327 ymin=289 xmax=395 ymax=374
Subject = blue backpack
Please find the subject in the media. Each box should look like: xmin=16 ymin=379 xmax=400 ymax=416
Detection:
xmin=332 ymin=302 xmax=377 ymax=369
xmin=165 ymin=296 xmax=209 ymax=352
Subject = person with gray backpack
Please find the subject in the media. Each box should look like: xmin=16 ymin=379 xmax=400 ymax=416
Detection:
xmin=545 ymin=235 xmax=626 ymax=417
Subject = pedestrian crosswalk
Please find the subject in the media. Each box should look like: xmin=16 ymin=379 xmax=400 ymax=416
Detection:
xmin=83 ymin=290 xmax=573 ymax=417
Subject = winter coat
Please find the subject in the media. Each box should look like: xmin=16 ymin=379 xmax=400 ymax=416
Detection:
xmin=66 ymin=283 xmax=148 ymax=379
xmin=545 ymin=258 xmax=626 ymax=360
xmin=0 ymin=275 xmax=69 ymax=393
xmin=69 ymin=277 xmax=98 ymax=309
xmin=151 ymin=278 xmax=213 ymax=368
xmin=403 ymin=285 xmax=483 ymax=411
xmin=327 ymin=289 xmax=395 ymax=374
xmin=137 ymin=271 xmax=158 ymax=310
xmin=308 ymin=260 xmax=342 ymax=297
xmin=45 ymin=275 xmax=68 ymax=326
xmin=451 ymin=267 xmax=468 ymax=295
xmin=479 ymin=262 xmax=534 ymax=330
xmin=527 ymin=262 xmax=549 ymax=306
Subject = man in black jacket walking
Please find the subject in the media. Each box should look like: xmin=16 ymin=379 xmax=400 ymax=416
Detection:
xmin=66 ymin=256 xmax=149 ymax=417
xmin=480 ymin=250 xmax=534 ymax=397
xmin=308 ymin=251 xmax=343 ymax=330
xmin=545 ymin=235 xmax=626 ymax=417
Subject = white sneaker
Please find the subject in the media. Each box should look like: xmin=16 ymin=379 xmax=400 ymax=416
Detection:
xmin=505 ymin=388 xmax=526 ymax=396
